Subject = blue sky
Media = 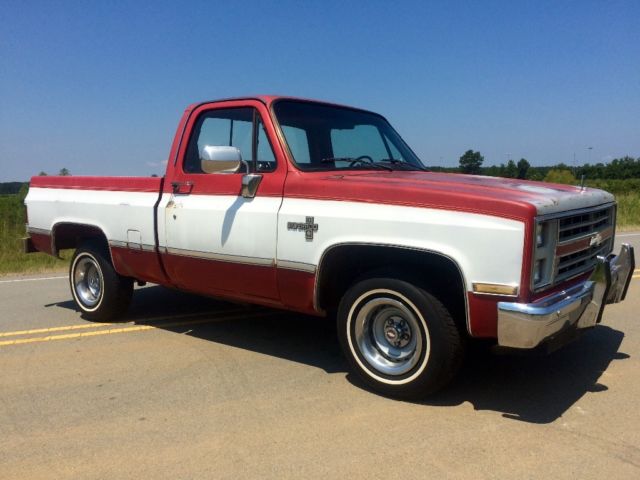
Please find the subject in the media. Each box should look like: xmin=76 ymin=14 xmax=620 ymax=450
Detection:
xmin=1 ymin=0 xmax=638 ymax=181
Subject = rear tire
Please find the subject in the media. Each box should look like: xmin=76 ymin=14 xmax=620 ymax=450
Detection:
xmin=337 ymin=277 xmax=463 ymax=399
xmin=69 ymin=242 xmax=133 ymax=321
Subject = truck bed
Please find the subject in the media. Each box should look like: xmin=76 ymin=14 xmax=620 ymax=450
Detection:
xmin=26 ymin=175 xmax=166 ymax=283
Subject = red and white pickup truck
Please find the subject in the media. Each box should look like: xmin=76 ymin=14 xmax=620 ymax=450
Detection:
xmin=24 ymin=96 xmax=635 ymax=398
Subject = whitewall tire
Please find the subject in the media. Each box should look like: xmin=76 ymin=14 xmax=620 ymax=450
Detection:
xmin=337 ymin=277 xmax=463 ymax=399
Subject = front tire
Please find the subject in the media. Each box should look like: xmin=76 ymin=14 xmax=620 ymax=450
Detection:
xmin=337 ymin=277 xmax=463 ymax=399
xmin=69 ymin=242 xmax=133 ymax=321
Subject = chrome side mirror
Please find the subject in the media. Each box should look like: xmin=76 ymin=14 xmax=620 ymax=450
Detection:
xmin=200 ymin=145 xmax=244 ymax=174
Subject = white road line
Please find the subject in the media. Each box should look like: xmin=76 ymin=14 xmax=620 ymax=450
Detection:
xmin=0 ymin=275 xmax=67 ymax=284
xmin=617 ymin=233 xmax=640 ymax=237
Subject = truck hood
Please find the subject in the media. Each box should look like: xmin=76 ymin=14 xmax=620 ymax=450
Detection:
xmin=287 ymin=171 xmax=615 ymax=220
xmin=398 ymin=171 xmax=614 ymax=216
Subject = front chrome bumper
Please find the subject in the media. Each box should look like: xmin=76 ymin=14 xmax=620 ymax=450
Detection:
xmin=497 ymin=244 xmax=635 ymax=349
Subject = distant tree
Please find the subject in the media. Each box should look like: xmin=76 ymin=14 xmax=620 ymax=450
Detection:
xmin=58 ymin=168 xmax=71 ymax=176
xmin=504 ymin=159 xmax=518 ymax=178
xmin=607 ymin=155 xmax=640 ymax=179
xmin=528 ymin=170 xmax=545 ymax=181
xmin=516 ymin=158 xmax=530 ymax=179
xmin=151 ymin=174 xmax=158 ymax=177
xmin=544 ymin=169 xmax=576 ymax=185
xmin=38 ymin=171 xmax=48 ymax=176
xmin=459 ymin=150 xmax=484 ymax=175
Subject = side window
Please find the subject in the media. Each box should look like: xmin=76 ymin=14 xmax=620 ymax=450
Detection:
xmin=184 ymin=107 xmax=276 ymax=173
xmin=281 ymin=126 xmax=310 ymax=164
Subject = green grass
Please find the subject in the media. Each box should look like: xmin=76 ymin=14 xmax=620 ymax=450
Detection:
xmin=582 ymin=178 xmax=640 ymax=196
xmin=615 ymin=193 xmax=640 ymax=231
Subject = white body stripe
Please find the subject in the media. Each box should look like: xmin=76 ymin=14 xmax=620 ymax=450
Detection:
xmin=278 ymin=198 xmax=525 ymax=291
xmin=26 ymin=187 xmax=158 ymax=247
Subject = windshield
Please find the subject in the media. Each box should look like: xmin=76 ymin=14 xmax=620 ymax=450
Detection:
xmin=273 ymin=100 xmax=425 ymax=172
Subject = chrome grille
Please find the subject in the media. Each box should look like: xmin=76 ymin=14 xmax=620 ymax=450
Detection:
xmin=532 ymin=204 xmax=616 ymax=292
xmin=555 ymin=240 xmax=612 ymax=284
xmin=558 ymin=207 xmax=612 ymax=243
xmin=554 ymin=206 xmax=615 ymax=284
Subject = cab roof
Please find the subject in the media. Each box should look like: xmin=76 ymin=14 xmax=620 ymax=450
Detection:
xmin=185 ymin=95 xmax=377 ymax=115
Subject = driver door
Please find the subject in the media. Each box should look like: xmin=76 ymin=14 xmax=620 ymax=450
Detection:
xmin=159 ymin=101 xmax=285 ymax=300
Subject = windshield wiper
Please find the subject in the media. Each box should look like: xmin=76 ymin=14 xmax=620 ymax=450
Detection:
xmin=321 ymin=157 xmax=393 ymax=171
xmin=379 ymin=158 xmax=428 ymax=171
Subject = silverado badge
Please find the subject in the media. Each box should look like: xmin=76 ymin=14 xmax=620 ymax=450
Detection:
xmin=287 ymin=216 xmax=319 ymax=241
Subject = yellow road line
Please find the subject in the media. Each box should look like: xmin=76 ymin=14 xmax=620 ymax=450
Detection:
xmin=1 ymin=325 xmax=155 ymax=345
xmin=0 ymin=311 xmax=275 ymax=347
xmin=0 ymin=322 xmax=112 ymax=337
xmin=0 ymin=275 xmax=67 ymax=284
xmin=0 ymin=308 xmax=247 ymax=338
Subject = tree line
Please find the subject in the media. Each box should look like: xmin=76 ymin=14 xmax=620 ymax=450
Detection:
xmin=428 ymin=151 xmax=640 ymax=181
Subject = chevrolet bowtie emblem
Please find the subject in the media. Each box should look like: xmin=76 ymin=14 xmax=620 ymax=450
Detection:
xmin=287 ymin=216 xmax=319 ymax=241
xmin=589 ymin=233 xmax=603 ymax=247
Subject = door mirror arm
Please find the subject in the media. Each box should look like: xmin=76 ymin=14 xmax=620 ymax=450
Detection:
xmin=241 ymin=173 xmax=262 ymax=198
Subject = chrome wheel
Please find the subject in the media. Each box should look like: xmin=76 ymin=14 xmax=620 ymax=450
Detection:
xmin=339 ymin=279 xmax=462 ymax=398
xmin=73 ymin=255 xmax=103 ymax=308
xmin=352 ymin=293 xmax=425 ymax=377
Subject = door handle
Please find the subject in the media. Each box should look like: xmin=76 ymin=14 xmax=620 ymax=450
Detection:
xmin=171 ymin=181 xmax=194 ymax=195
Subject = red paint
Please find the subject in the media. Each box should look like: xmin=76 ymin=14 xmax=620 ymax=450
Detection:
xmin=116 ymin=246 xmax=320 ymax=315
xmin=277 ymin=269 xmax=318 ymax=315
xmin=110 ymin=247 xmax=168 ymax=285
xmin=30 ymin=175 xmax=162 ymax=192
xmin=285 ymin=170 xmax=547 ymax=222
xmin=467 ymin=293 xmax=501 ymax=337
xmin=160 ymin=253 xmax=280 ymax=300
xmin=519 ymin=217 xmax=535 ymax=301
xmin=29 ymin=232 xmax=53 ymax=255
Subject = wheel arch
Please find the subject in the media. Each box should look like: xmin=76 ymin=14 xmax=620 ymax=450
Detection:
xmin=314 ymin=242 xmax=470 ymax=335
xmin=51 ymin=221 xmax=113 ymax=263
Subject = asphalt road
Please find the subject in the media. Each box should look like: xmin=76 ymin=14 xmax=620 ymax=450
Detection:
xmin=1 ymin=233 xmax=639 ymax=479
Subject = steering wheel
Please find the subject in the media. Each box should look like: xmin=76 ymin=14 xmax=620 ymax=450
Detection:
xmin=349 ymin=155 xmax=374 ymax=167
